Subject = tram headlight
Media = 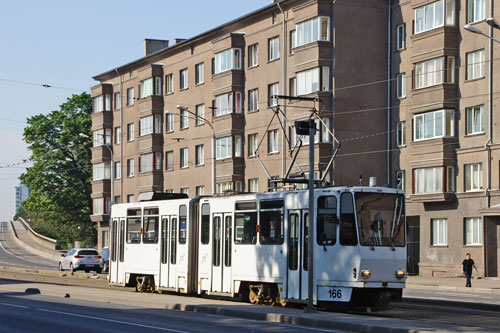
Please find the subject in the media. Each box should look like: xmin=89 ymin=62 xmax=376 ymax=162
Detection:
xmin=395 ymin=268 xmax=405 ymax=280
xmin=361 ymin=269 xmax=371 ymax=280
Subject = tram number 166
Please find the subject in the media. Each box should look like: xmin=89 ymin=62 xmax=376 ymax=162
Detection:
xmin=327 ymin=288 xmax=342 ymax=299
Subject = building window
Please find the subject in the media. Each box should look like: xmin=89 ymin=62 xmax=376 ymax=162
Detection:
xmin=195 ymin=63 xmax=204 ymax=84
xmin=196 ymin=185 xmax=205 ymax=196
xmin=466 ymin=50 xmax=485 ymax=80
xmin=414 ymin=109 xmax=454 ymax=141
xmin=397 ymin=73 xmax=406 ymax=99
xmin=268 ymin=36 xmax=279 ymax=61
xmin=248 ymin=133 xmax=258 ymax=157
xmin=166 ymin=74 xmax=174 ymax=94
xmin=214 ymin=91 xmax=242 ymax=116
xmin=321 ymin=118 xmax=331 ymax=143
xmin=415 ymin=57 xmax=442 ymax=89
xmin=248 ymin=178 xmax=259 ymax=192
xmin=396 ymin=170 xmax=405 ymax=191
xmin=93 ymin=198 xmax=104 ymax=215
xmin=93 ymin=128 xmax=112 ymax=147
xmin=166 ymin=113 xmax=174 ymax=132
xmin=140 ymin=114 xmax=162 ymax=136
xmin=127 ymin=159 xmax=134 ymax=177
xmin=127 ymin=123 xmax=135 ymax=141
xmin=248 ymin=44 xmax=259 ymax=67
xmin=447 ymin=166 xmax=456 ymax=192
xmin=166 ymin=151 xmax=174 ymax=171
xmin=466 ymin=105 xmax=484 ymax=135
xmin=215 ymin=48 xmax=241 ymax=74
xmin=465 ymin=163 xmax=482 ymax=191
xmin=216 ymin=136 xmax=233 ymax=160
xmin=235 ymin=135 xmax=242 ymax=157
xmin=268 ymin=129 xmax=279 ymax=153
xmin=126 ymin=87 xmax=134 ymax=106
xmin=115 ymin=161 xmax=121 ymax=179
xmin=397 ymin=121 xmax=406 ymax=147
xmin=155 ymin=77 xmax=162 ymax=95
xmin=415 ymin=0 xmax=456 ymax=34
xmin=114 ymin=92 xmax=121 ymax=110
xmin=180 ymin=148 xmax=188 ymax=168
xmin=297 ymin=68 xmax=319 ymax=96
xmin=415 ymin=166 xmax=443 ymax=194
xmin=322 ymin=66 xmax=330 ymax=91
xmin=127 ymin=194 xmax=134 ymax=203
xmin=93 ymin=162 xmax=111 ymax=181
xmin=295 ymin=16 xmax=330 ymax=47
xmin=290 ymin=119 xmax=323 ymax=147
xmin=289 ymin=77 xmax=296 ymax=96
xmin=268 ymin=82 xmax=279 ymax=107
xmin=180 ymin=188 xmax=189 ymax=195
xmin=93 ymin=95 xmax=103 ymax=113
xmin=102 ymin=230 xmax=109 ymax=248
xmin=180 ymin=68 xmax=188 ymax=90
xmin=465 ymin=217 xmax=482 ymax=245
xmin=248 ymin=88 xmax=259 ymax=112
xmin=467 ymin=0 xmax=485 ymax=23
xmin=139 ymin=152 xmax=161 ymax=173
xmin=432 ymin=218 xmax=448 ymax=246
xmin=139 ymin=78 xmax=153 ymax=99
xmin=195 ymin=144 xmax=204 ymax=165
xmin=290 ymin=29 xmax=296 ymax=53
xmin=115 ymin=126 xmax=121 ymax=144
xmin=396 ymin=24 xmax=406 ymax=50
xmin=180 ymin=109 xmax=189 ymax=129
xmin=195 ymin=104 xmax=205 ymax=125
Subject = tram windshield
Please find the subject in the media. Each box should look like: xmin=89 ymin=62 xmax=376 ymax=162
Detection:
xmin=355 ymin=192 xmax=405 ymax=247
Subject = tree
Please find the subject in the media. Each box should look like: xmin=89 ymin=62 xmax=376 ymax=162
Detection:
xmin=20 ymin=92 xmax=94 ymax=249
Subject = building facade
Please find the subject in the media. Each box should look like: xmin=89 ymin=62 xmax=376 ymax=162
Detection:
xmin=15 ymin=183 xmax=30 ymax=213
xmin=90 ymin=0 xmax=500 ymax=278
xmin=392 ymin=0 xmax=500 ymax=277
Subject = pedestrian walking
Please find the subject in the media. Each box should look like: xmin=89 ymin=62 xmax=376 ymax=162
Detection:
xmin=461 ymin=253 xmax=479 ymax=287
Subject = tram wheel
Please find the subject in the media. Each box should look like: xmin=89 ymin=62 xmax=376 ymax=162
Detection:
xmin=249 ymin=287 xmax=259 ymax=304
xmin=278 ymin=296 xmax=287 ymax=307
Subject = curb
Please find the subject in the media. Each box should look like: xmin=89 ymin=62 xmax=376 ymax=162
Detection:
xmin=402 ymin=296 xmax=500 ymax=312
xmin=406 ymin=283 xmax=500 ymax=295
xmin=163 ymin=302 xmax=414 ymax=333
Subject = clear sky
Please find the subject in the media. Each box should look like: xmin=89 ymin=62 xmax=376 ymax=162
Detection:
xmin=0 ymin=0 xmax=271 ymax=221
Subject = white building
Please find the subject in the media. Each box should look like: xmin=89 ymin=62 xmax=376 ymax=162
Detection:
xmin=15 ymin=183 xmax=30 ymax=212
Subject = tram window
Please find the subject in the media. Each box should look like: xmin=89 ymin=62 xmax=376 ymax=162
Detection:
xmin=224 ymin=216 xmax=232 ymax=267
xmin=111 ymin=220 xmax=117 ymax=262
xmin=126 ymin=215 xmax=141 ymax=244
xmin=143 ymin=212 xmax=159 ymax=244
xmin=179 ymin=205 xmax=187 ymax=244
xmin=288 ymin=213 xmax=299 ymax=271
xmin=340 ymin=192 xmax=358 ymax=246
xmin=317 ymin=196 xmax=337 ymax=246
xmin=259 ymin=200 xmax=284 ymax=245
xmin=234 ymin=212 xmax=257 ymax=244
xmin=201 ymin=204 xmax=210 ymax=244
xmin=171 ymin=218 xmax=177 ymax=264
xmin=303 ymin=213 xmax=309 ymax=271
xmin=119 ymin=220 xmax=125 ymax=262
xmin=213 ymin=216 xmax=221 ymax=267
xmin=235 ymin=201 xmax=257 ymax=210
xmin=161 ymin=218 xmax=168 ymax=264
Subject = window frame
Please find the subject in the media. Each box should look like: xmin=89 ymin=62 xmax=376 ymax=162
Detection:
xmin=466 ymin=105 xmax=485 ymax=135
xmin=216 ymin=136 xmax=233 ymax=160
xmin=397 ymin=73 xmax=406 ymax=99
xmin=396 ymin=23 xmax=406 ymax=50
xmin=126 ymin=87 xmax=134 ymax=106
xmin=195 ymin=62 xmax=205 ymax=85
xmin=466 ymin=49 xmax=485 ymax=80
xmin=396 ymin=121 xmax=406 ymax=147
xmin=248 ymin=43 xmax=259 ymax=68
xmin=214 ymin=48 xmax=242 ymax=74
xmin=195 ymin=144 xmax=204 ymax=166
xmin=248 ymin=88 xmax=259 ymax=112
xmin=465 ymin=163 xmax=483 ymax=192
xmin=268 ymin=129 xmax=279 ymax=154
xmin=467 ymin=0 xmax=486 ymax=23
xmin=166 ymin=74 xmax=174 ymax=94
xmin=464 ymin=217 xmax=482 ymax=245
xmin=413 ymin=109 xmax=455 ymax=141
xmin=295 ymin=16 xmax=330 ymax=48
xmin=431 ymin=218 xmax=448 ymax=246
xmin=268 ymin=36 xmax=280 ymax=61
xmin=180 ymin=68 xmax=188 ymax=90
xmin=180 ymin=147 xmax=189 ymax=169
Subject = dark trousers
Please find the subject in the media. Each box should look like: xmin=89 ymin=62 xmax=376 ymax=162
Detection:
xmin=465 ymin=271 xmax=472 ymax=287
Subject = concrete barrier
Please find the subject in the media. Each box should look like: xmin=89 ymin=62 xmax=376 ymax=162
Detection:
xmin=8 ymin=221 xmax=62 ymax=261
xmin=17 ymin=217 xmax=58 ymax=251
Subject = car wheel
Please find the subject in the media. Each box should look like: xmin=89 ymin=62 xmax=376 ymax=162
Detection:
xmin=96 ymin=267 xmax=102 ymax=274
xmin=58 ymin=262 xmax=64 ymax=271
xmin=70 ymin=263 xmax=75 ymax=273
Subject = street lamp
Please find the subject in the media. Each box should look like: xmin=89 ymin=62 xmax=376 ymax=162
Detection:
xmin=166 ymin=106 xmax=217 ymax=195
xmin=80 ymin=132 xmax=114 ymax=207
xmin=464 ymin=22 xmax=500 ymax=43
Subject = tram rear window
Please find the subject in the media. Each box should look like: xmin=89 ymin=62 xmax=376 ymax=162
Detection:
xmin=179 ymin=205 xmax=187 ymax=244
xmin=234 ymin=212 xmax=257 ymax=245
xmin=260 ymin=200 xmax=284 ymax=245
xmin=126 ymin=216 xmax=141 ymax=244
xmin=201 ymin=204 xmax=210 ymax=244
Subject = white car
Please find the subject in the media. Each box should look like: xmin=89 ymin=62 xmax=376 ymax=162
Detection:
xmin=58 ymin=248 xmax=102 ymax=273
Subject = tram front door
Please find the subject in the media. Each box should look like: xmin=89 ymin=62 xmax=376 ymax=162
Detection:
xmin=211 ymin=213 xmax=232 ymax=293
xmin=159 ymin=215 xmax=178 ymax=289
xmin=287 ymin=210 xmax=309 ymax=301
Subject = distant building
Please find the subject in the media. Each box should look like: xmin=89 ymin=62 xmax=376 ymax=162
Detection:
xmin=15 ymin=183 xmax=30 ymax=212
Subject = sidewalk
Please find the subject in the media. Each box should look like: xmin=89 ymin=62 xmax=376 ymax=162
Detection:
xmin=406 ymin=275 xmax=500 ymax=294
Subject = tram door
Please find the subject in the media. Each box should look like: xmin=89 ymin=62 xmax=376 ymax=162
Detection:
xmin=211 ymin=213 xmax=232 ymax=293
xmin=110 ymin=219 xmax=118 ymax=283
xmin=116 ymin=219 xmax=125 ymax=284
xmin=287 ymin=210 xmax=309 ymax=301
xmin=160 ymin=215 xmax=178 ymax=289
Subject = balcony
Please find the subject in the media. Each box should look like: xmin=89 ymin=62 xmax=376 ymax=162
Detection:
xmin=92 ymin=180 xmax=110 ymax=197
xmin=137 ymin=134 xmax=163 ymax=153
xmin=212 ymin=112 xmax=245 ymax=133
xmin=211 ymin=69 xmax=244 ymax=93
xmin=138 ymin=95 xmax=164 ymax=115
xmin=410 ymin=84 xmax=458 ymax=113
xmin=91 ymin=111 xmax=113 ymax=128
xmin=91 ymin=145 xmax=112 ymax=162
xmin=410 ymin=26 xmax=459 ymax=61
xmin=138 ymin=170 xmax=163 ymax=193
xmin=291 ymin=41 xmax=332 ymax=72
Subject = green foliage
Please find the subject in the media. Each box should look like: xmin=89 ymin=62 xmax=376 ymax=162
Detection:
xmin=13 ymin=205 xmax=27 ymax=221
xmin=20 ymin=93 xmax=95 ymax=249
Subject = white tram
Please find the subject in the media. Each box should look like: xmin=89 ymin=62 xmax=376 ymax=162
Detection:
xmin=109 ymin=186 xmax=406 ymax=307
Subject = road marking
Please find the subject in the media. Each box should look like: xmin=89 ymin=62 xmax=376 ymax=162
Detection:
xmin=36 ymin=308 xmax=190 ymax=332
xmin=0 ymin=302 xmax=30 ymax=309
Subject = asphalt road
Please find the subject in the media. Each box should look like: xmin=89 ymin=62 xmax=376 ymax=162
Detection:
xmin=0 ymin=221 xmax=58 ymax=271
xmin=0 ymin=291 xmax=343 ymax=333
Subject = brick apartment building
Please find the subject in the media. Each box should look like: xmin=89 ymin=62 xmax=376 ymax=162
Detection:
xmin=90 ymin=0 xmax=500 ymax=277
